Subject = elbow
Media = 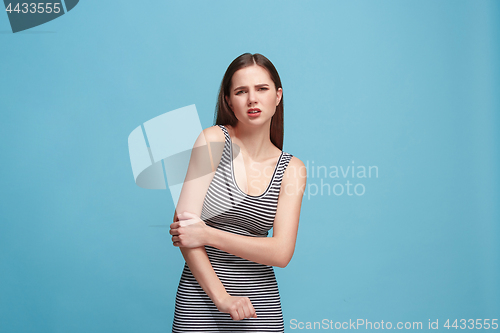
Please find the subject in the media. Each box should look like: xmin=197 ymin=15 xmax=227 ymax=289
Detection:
xmin=275 ymin=255 xmax=293 ymax=268
xmin=273 ymin=246 xmax=295 ymax=268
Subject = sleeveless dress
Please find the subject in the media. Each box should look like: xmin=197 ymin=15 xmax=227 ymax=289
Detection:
xmin=172 ymin=125 xmax=293 ymax=332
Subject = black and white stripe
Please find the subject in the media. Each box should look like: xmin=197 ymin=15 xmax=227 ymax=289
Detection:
xmin=172 ymin=125 xmax=293 ymax=332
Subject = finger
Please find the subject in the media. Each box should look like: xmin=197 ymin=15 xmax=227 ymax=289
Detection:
xmin=181 ymin=218 xmax=202 ymax=227
xmin=169 ymin=229 xmax=179 ymax=236
xmin=244 ymin=298 xmax=256 ymax=318
xmin=170 ymin=222 xmax=180 ymax=229
xmin=179 ymin=220 xmax=191 ymax=227
xmin=241 ymin=302 xmax=251 ymax=319
xmin=173 ymin=239 xmax=183 ymax=247
xmin=230 ymin=309 xmax=239 ymax=321
xmin=179 ymin=219 xmax=199 ymax=227
xmin=234 ymin=307 xmax=243 ymax=321
xmin=249 ymin=302 xmax=257 ymax=318
xmin=172 ymin=235 xmax=183 ymax=243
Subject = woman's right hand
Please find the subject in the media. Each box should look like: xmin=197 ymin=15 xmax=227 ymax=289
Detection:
xmin=216 ymin=294 xmax=258 ymax=321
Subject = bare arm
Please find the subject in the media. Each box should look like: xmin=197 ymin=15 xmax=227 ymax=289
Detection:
xmin=173 ymin=127 xmax=256 ymax=320
xmin=173 ymin=212 xmax=228 ymax=306
xmin=172 ymin=157 xmax=307 ymax=268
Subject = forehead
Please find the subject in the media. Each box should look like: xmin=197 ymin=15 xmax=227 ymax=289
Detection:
xmin=231 ymin=65 xmax=273 ymax=87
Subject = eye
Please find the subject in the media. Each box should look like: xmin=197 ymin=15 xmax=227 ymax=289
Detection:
xmin=235 ymin=90 xmax=245 ymax=95
xmin=259 ymin=87 xmax=269 ymax=91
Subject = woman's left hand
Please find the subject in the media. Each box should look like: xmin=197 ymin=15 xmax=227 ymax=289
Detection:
xmin=170 ymin=211 xmax=209 ymax=248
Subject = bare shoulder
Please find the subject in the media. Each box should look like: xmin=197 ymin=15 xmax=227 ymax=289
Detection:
xmin=202 ymin=125 xmax=227 ymax=147
xmin=192 ymin=126 xmax=226 ymax=172
xmin=288 ymin=155 xmax=305 ymax=169
xmin=202 ymin=125 xmax=225 ymax=142
xmin=192 ymin=125 xmax=225 ymax=147
xmin=286 ymin=156 xmax=307 ymax=178
xmin=282 ymin=155 xmax=307 ymax=190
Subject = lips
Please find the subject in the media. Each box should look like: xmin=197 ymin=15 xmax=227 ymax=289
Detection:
xmin=248 ymin=108 xmax=261 ymax=114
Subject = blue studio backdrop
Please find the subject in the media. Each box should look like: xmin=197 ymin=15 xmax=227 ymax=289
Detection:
xmin=1 ymin=1 xmax=499 ymax=332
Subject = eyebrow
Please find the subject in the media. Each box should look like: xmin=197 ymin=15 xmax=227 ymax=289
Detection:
xmin=233 ymin=83 xmax=270 ymax=92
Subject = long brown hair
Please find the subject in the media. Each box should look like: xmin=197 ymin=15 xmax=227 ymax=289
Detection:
xmin=214 ymin=53 xmax=284 ymax=150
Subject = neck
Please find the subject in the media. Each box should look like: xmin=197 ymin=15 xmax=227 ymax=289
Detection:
xmin=232 ymin=119 xmax=274 ymax=159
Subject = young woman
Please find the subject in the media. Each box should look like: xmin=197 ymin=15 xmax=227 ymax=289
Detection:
xmin=169 ymin=53 xmax=307 ymax=332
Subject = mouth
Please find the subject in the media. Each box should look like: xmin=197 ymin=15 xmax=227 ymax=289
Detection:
xmin=248 ymin=108 xmax=261 ymax=114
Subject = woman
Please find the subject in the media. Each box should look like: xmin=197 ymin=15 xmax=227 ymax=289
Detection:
xmin=170 ymin=53 xmax=307 ymax=332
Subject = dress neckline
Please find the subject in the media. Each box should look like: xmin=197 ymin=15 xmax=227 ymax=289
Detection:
xmin=221 ymin=125 xmax=283 ymax=198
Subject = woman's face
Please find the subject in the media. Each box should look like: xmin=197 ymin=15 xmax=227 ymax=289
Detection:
xmin=225 ymin=64 xmax=282 ymax=126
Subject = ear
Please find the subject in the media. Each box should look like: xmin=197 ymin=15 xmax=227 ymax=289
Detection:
xmin=225 ymin=95 xmax=232 ymax=110
xmin=275 ymin=87 xmax=283 ymax=106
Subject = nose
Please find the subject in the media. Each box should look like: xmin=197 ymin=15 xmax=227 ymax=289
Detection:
xmin=247 ymin=89 xmax=257 ymax=105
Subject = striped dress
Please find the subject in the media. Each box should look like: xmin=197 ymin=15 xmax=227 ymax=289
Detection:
xmin=172 ymin=124 xmax=293 ymax=332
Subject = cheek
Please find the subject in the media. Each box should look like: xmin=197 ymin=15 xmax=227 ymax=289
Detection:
xmin=235 ymin=97 xmax=247 ymax=108
xmin=230 ymin=97 xmax=241 ymax=108
xmin=267 ymin=95 xmax=278 ymax=106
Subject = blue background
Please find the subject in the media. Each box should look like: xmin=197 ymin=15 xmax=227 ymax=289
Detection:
xmin=1 ymin=1 xmax=499 ymax=332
